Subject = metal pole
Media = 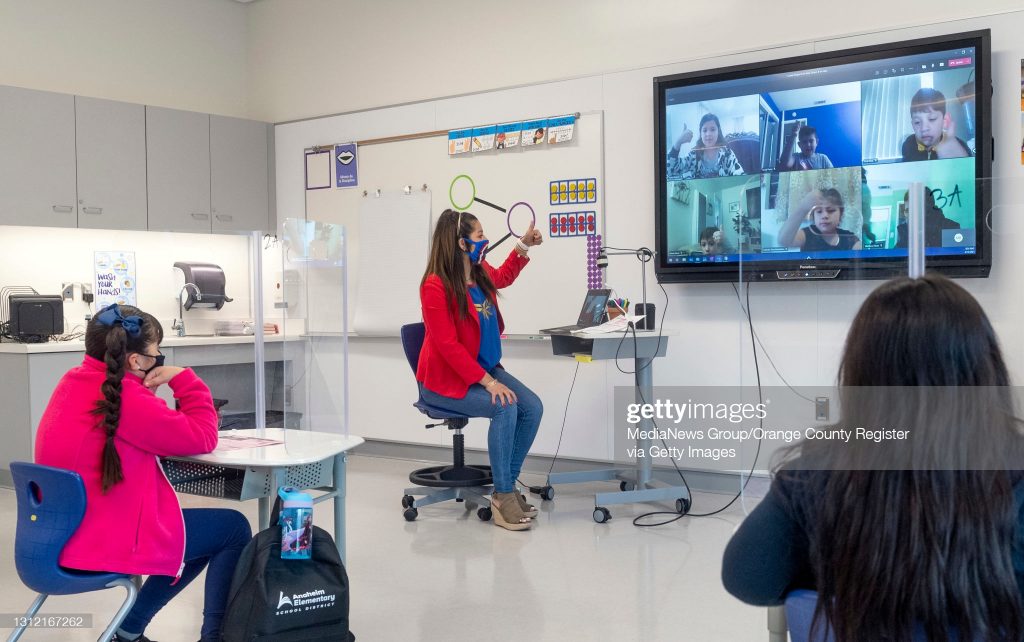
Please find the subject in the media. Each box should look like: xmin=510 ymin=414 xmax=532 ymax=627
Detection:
xmin=640 ymin=251 xmax=648 ymax=329
xmin=907 ymin=182 xmax=926 ymax=278
xmin=251 ymin=231 xmax=267 ymax=430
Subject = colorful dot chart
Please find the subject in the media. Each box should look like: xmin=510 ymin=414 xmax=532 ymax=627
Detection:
xmin=549 ymin=212 xmax=597 ymax=238
xmin=549 ymin=178 xmax=597 ymax=205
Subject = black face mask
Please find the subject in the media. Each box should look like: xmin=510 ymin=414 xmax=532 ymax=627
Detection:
xmin=139 ymin=353 xmax=165 ymax=375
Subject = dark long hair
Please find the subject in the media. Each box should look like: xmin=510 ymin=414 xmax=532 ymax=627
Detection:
xmin=777 ymin=274 xmax=1024 ymax=642
xmin=422 ymin=209 xmax=497 ymax=320
xmin=84 ymin=305 xmax=163 ymax=492
xmin=692 ymin=113 xmax=726 ymax=151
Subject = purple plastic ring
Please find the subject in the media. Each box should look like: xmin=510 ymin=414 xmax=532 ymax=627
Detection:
xmin=506 ymin=201 xmax=536 ymax=237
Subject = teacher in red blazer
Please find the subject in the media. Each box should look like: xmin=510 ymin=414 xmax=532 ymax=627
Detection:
xmin=417 ymin=209 xmax=544 ymax=531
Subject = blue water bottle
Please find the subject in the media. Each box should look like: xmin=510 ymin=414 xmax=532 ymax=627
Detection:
xmin=278 ymin=487 xmax=313 ymax=560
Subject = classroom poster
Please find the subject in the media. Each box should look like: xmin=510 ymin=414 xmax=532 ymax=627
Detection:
xmin=546 ymin=114 xmax=576 ymax=145
xmin=520 ymin=119 xmax=547 ymax=147
xmin=304 ymin=150 xmax=332 ymax=190
xmin=495 ymin=122 xmax=522 ymax=150
xmin=93 ymin=251 xmax=137 ymax=309
xmin=448 ymin=128 xmax=472 ymax=155
xmin=471 ymin=125 xmax=496 ymax=152
xmin=335 ymin=143 xmax=358 ymax=188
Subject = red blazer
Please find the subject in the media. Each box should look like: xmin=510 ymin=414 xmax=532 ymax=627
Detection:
xmin=417 ymin=248 xmax=530 ymax=398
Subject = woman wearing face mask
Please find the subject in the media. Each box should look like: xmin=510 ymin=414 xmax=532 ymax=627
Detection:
xmin=34 ymin=304 xmax=251 ymax=642
xmin=417 ymin=209 xmax=545 ymax=531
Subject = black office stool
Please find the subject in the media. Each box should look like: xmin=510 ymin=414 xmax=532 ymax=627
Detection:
xmin=400 ymin=323 xmax=493 ymax=522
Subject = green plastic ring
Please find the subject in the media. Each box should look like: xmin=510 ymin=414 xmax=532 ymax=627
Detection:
xmin=449 ymin=174 xmax=476 ymax=211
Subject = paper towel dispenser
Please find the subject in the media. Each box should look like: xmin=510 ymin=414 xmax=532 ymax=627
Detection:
xmin=172 ymin=262 xmax=234 ymax=310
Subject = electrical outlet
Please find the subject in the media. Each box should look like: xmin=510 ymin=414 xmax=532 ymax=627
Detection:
xmin=81 ymin=283 xmax=94 ymax=303
xmin=815 ymin=397 xmax=830 ymax=422
xmin=61 ymin=283 xmax=74 ymax=301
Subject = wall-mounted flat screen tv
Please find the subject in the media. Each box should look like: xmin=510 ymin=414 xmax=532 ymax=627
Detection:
xmin=654 ymin=30 xmax=990 ymax=282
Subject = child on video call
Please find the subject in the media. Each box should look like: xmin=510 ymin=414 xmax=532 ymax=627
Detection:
xmin=900 ymin=88 xmax=972 ymax=161
xmin=666 ymin=113 xmax=745 ymax=179
xmin=778 ymin=187 xmax=862 ymax=251
xmin=698 ymin=226 xmax=730 ymax=255
xmin=778 ymin=124 xmax=834 ymax=171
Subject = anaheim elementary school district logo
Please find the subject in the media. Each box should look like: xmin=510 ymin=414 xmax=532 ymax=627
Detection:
xmin=276 ymin=588 xmax=337 ymax=615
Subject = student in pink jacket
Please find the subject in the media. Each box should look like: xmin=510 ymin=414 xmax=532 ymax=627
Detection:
xmin=34 ymin=304 xmax=252 ymax=642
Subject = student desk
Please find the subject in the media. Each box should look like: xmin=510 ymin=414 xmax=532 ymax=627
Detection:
xmin=544 ymin=329 xmax=690 ymax=522
xmin=162 ymin=428 xmax=364 ymax=562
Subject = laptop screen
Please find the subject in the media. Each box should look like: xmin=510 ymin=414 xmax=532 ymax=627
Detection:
xmin=576 ymin=289 xmax=611 ymax=326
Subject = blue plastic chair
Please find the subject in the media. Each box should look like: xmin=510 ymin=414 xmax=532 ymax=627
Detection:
xmin=399 ymin=322 xmax=494 ymax=522
xmin=785 ymin=590 xmax=834 ymax=642
xmin=785 ymin=589 xmax=968 ymax=642
xmin=8 ymin=462 xmax=138 ymax=642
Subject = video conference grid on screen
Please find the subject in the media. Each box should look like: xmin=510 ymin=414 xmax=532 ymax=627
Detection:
xmin=662 ymin=45 xmax=978 ymax=265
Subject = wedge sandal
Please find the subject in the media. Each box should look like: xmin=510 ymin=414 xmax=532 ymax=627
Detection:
xmin=491 ymin=492 xmax=532 ymax=531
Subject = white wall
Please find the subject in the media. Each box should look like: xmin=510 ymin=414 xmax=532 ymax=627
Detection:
xmin=246 ymin=0 xmax=1022 ymax=123
xmin=276 ymin=12 xmax=1024 ymax=468
xmin=0 ymin=0 xmax=250 ymax=118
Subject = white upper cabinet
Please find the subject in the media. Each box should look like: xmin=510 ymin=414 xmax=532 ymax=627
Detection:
xmin=0 ymin=86 xmax=78 ymax=228
xmin=75 ymin=96 xmax=148 ymax=230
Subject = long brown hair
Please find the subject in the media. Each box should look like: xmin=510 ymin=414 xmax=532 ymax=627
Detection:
xmin=84 ymin=305 xmax=163 ymax=492
xmin=777 ymin=274 xmax=1024 ymax=642
xmin=422 ymin=209 xmax=497 ymax=320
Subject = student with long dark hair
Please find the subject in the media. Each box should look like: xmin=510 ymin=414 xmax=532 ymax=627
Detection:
xmin=666 ymin=113 xmax=744 ymax=179
xmin=722 ymin=275 xmax=1024 ymax=642
xmin=417 ymin=209 xmax=544 ymax=531
xmin=34 ymin=304 xmax=251 ymax=642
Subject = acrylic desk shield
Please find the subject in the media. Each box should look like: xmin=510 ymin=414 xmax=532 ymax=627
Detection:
xmin=267 ymin=218 xmax=350 ymax=437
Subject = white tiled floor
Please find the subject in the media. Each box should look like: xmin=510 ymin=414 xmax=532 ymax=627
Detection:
xmin=0 ymin=456 xmax=771 ymax=641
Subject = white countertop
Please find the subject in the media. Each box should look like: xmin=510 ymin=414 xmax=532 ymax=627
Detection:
xmin=0 ymin=333 xmax=306 ymax=354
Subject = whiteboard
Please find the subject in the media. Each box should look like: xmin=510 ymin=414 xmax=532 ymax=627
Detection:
xmin=353 ymin=192 xmax=430 ymax=336
xmin=303 ymin=112 xmax=604 ymax=336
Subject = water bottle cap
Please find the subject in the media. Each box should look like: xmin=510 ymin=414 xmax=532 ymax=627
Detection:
xmin=278 ymin=486 xmax=313 ymax=508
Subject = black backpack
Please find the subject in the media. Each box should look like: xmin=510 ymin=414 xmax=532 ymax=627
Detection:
xmin=221 ymin=521 xmax=355 ymax=642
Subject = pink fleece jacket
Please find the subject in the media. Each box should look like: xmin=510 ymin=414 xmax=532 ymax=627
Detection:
xmin=34 ymin=355 xmax=218 ymax=577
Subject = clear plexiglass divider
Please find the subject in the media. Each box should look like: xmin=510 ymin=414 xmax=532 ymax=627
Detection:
xmin=252 ymin=218 xmax=349 ymax=438
xmin=720 ymin=173 xmax=991 ymax=638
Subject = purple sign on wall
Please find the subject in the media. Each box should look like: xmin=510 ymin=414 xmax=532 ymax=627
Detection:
xmin=335 ymin=143 xmax=358 ymax=188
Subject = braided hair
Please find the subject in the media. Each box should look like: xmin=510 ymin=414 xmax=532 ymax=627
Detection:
xmin=84 ymin=305 xmax=163 ymax=492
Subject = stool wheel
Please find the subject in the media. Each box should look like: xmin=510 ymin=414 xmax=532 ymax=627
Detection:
xmin=676 ymin=497 xmax=691 ymax=514
xmin=593 ymin=507 xmax=611 ymax=523
xmin=537 ymin=485 xmax=555 ymax=501
xmin=477 ymin=507 xmax=492 ymax=521
xmin=401 ymin=495 xmax=415 ymax=509
xmin=403 ymin=507 xmax=418 ymax=521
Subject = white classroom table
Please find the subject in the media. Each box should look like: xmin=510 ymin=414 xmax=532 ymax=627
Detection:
xmin=164 ymin=428 xmax=364 ymax=562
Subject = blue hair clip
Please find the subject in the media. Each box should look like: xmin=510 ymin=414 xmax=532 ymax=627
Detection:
xmin=95 ymin=303 xmax=143 ymax=338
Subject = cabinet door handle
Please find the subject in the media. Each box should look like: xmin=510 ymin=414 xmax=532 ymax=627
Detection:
xmin=52 ymin=205 xmax=74 ymax=213
xmin=190 ymin=212 xmax=210 ymax=220
xmin=215 ymin=214 xmax=234 ymax=222
xmin=82 ymin=206 xmax=103 ymax=215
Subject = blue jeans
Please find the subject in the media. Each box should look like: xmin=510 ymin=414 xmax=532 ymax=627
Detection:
xmin=420 ymin=368 xmax=543 ymax=494
xmin=120 ymin=508 xmax=252 ymax=640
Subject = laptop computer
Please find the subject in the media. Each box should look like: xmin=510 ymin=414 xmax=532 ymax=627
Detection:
xmin=539 ymin=289 xmax=612 ymax=334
